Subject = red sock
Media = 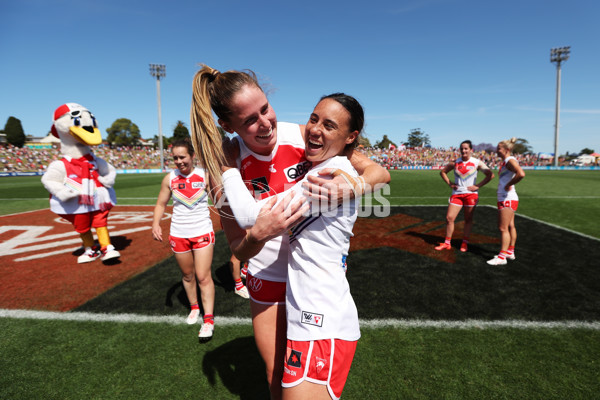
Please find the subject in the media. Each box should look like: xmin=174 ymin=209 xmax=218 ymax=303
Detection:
xmin=190 ymin=303 xmax=199 ymax=310
xmin=444 ymin=237 xmax=451 ymax=245
xmin=235 ymin=278 xmax=244 ymax=290
xmin=462 ymin=238 xmax=469 ymax=244
xmin=507 ymin=246 xmax=515 ymax=256
xmin=203 ymin=314 xmax=214 ymax=325
xmin=498 ymin=251 xmax=508 ymax=260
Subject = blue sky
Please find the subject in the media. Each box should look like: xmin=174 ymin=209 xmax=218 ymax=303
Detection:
xmin=1 ymin=0 xmax=599 ymax=155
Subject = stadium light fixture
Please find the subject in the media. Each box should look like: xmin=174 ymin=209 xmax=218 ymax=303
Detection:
xmin=149 ymin=63 xmax=166 ymax=172
xmin=550 ymin=46 xmax=570 ymax=167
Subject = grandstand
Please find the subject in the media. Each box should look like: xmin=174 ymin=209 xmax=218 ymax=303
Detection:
xmin=1 ymin=143 xmax=576 ymax=174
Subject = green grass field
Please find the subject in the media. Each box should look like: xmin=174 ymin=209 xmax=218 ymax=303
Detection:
xmin=2 ymin=169 xmax=599 ymax=237
xmin=1 ymin=169 xmax=599 ymax=399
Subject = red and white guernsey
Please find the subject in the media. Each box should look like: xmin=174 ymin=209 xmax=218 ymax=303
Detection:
xmin=169 ymin=167 xmax=213 ymax=238
xmin=452 ymin=157 xmax=481 ymax=195
xmin=497 ymin=156 xmax=519 ymax=202
xmin=235 ymin=122 xmax=310 ymax=282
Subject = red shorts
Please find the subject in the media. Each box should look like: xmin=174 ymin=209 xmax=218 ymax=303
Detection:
xmin=169 ymin=231 xmax=215 ymax=253
xmin=449 ymin=193 xmax=479 ymax=207
xmin=246 ymin=272 xmax=286 ymax=304
xmin=497 ymin=200 xmax=519 ymax=211
xmin=59 ymin=210 xmax=110 ymax=233
xmin=282 ymin=338 xmax=357 ymax=400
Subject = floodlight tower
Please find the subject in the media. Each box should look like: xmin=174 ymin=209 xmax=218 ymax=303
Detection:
xmin=550 ymin=46 xmax=570 ymax=167
xmin=149 ymin=63 xmax=166 ymax=171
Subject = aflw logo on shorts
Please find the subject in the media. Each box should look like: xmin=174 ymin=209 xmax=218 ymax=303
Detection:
xmin=301 ymin=311 xmax=324 ymax=327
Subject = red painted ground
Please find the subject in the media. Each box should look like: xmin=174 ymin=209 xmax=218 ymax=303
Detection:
xmin=350 ymin=213 xmax=499 ymax=263
xmin=0 ymin=206 xmax=222 ymax=311
xmin=1 ymin=206 xmax=497 ymax=312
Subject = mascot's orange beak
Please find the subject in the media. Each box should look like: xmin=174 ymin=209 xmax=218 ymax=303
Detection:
xmin=69 ymin=125 xmax=102 ymax=146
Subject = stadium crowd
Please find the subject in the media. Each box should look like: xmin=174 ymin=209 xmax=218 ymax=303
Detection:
xmin=0 ymin=144 xmax=163 ymax=173
xmin=1 ymin=143 xmax=552 ymax=173
xmin=362 ymin=146 xmax=546 ymax=169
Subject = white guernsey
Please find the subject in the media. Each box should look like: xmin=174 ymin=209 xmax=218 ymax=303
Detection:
xmin=222 ymin=156 xmax=361 ymax=341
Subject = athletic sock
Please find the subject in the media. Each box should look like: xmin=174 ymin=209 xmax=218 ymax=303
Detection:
xmin=507 ymin=246 xmax=515 ymax=256
xmin=444 ymin=237 xmax=451 ymax=245
xmin=235 ymin=278 xmax=244 ymax=290
xmin=462 ymin=238 xmax=469 ymax=245
xmin=190 ymin=303 xmax=199 ymax=311
xmin=498 ymin=251 xmax=508 ymax=260
xmin=203 ymin=314 xmax=214 ymax=325
xmin=241 ymin=263 xmax=248 ymax=276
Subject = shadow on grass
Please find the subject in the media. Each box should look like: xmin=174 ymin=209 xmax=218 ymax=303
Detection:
xmin=202 ymin=336 xmax=270 ymax=399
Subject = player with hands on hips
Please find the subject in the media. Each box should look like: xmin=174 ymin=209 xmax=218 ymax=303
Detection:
xmin=435 ymin=140 xmax=493 ymax=252
xmin=487 ymin=137 xmax=525 ymax=265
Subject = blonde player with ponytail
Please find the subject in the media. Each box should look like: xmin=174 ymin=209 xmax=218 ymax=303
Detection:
xmin=487 ymin=137 xmax=526 ymax=265
xmin=190 ymin=65 xmax=390 ymax=399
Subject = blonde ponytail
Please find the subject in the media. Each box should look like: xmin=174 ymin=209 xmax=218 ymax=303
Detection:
xmin=190 ymin=65 xmax=227 ymax=188
xmin=190 ymin=64 xmax=262 ymax=189
xmin=499 ymin=137 xmax=518 ymax=151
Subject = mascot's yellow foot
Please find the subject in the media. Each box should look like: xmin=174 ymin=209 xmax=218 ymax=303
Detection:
xmin=101 ymin=244 xmax=121 ymax=261
xmin=78 ymin=247 xmax=102 ymax=264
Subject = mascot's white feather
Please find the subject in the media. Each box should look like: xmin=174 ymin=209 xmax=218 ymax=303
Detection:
xmin=41 ymin=103 xmax=120 ymax=263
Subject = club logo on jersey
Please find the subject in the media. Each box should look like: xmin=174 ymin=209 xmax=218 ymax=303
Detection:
xmin=284 ymin=161 xmax=312 ymax=182
xmin=301 ymin=311 xmax=324 ymax=327
xmin=456 ymin=162 xmax=475 ymax=174
xmin=177 ymin=183 xmax=186 ymax=190
xmin=287 ymin=349 xmax=302 ymax=368
xmin=192 ymin=182 xmax=205 ymax=189
xmin=250 ymin=176 xmax=270 ymax=196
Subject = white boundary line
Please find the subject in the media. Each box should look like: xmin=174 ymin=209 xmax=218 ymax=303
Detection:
xmin=1 ymin=205 xmax=598 ymax=328
xmin=1 ymin=309 xmax=598 ymax=330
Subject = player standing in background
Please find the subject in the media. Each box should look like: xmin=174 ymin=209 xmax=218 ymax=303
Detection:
xmin=435 ymin=140 xmax=493 ymax=252
xmin=487 ymin=137 xmax=526 ymax=265
xmin=151 ymin=139 xmax=217 ymax=341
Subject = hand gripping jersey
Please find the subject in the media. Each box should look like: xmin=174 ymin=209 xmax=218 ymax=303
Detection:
xmin=169 ymin=167 xmax=213 ymax=238
xmin=223 ymin=156 xmax=361 ymax=342
xmin=452 ymin=157 xmax=480 ymax=195
xmin=497 ymin=156 xmax=519 ymax=202
xmin=235 ymin=122 xmax=311 ymax=282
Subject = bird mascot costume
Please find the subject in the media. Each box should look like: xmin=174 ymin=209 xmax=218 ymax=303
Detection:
xmin=41 ymin=103 xmax=121 ymax=263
